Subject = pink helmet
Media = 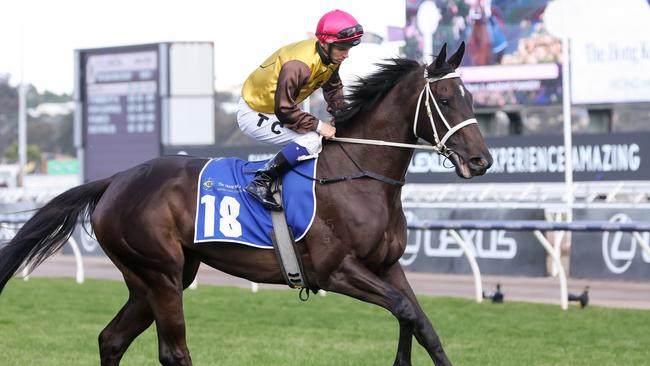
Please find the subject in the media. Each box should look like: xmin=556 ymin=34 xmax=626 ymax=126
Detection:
xmin=316 ymin=10 xmax=364 ymax=47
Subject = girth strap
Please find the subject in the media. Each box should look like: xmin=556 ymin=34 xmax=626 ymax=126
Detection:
xmin=269 ymin=178 xmax=312 ymax=295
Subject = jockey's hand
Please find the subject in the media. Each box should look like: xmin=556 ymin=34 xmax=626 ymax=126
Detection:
xmin=319 ymin=122 xmax=336 ymax=139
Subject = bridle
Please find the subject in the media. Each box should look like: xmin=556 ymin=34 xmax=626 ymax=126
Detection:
xmin=312 ymin=67 xmax=479 ymax=187
xmin=331 ymin=68 xmax=478 ymax=158
xmin=413 ymin=70 xmax=478 ymax=157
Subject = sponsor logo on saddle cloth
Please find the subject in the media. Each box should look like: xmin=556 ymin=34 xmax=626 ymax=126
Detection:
xmin=194 ymin=158 xmax=317 ymax=248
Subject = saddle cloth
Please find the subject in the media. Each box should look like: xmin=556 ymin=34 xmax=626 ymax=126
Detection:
xmin=194 ymin=157 xmax=317 ymax=248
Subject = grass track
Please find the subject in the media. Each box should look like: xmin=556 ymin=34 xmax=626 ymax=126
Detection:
xmin=1 ymin=278 xmax=648 ymax=365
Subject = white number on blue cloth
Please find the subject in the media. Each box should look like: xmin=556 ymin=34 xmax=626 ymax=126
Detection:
xmin=200 ymin=195 xmax=242 ymax=238
xmin=219 ymin=196 xmax=242 ymax=237
xmin=200 ymin=195 xmax=216 ymax=237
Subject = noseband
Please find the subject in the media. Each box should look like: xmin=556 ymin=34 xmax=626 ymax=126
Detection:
xmin=331 ymin=68 xmax=477 ymax=157
xmin=412 ymin=70 xmax=478 ymax=157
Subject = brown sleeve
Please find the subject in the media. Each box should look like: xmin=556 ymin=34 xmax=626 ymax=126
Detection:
xmin=322 ymin=68 xmax=347 ymax=115
xmin=274 ymin=60 xmax=320 ymax=133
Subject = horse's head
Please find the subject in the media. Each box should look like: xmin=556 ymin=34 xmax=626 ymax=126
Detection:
xmin=414 ymin=42 xmax=493 ymax=178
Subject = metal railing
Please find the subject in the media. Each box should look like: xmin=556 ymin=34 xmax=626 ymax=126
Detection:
xmin=407 ymin=219 xmax=650 ymax=310
xmin=402 ymin=181 xmax=650 ymax=207
xmin=0 ymin=220 xmax=85 ymax=284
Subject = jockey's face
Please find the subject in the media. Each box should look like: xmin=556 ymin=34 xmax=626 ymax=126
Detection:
xmin=319 ymin=41 xmax=351 ymax=64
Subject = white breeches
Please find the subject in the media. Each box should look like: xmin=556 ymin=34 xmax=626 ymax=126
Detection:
xmin=236 ymin=97 xmax=322 ymax=157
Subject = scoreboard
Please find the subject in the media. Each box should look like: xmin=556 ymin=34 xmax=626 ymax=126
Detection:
xmin=77 ymin=44 xmax=161 ymax=182
xmin=75 ymin=42 xmax=214 ymax=182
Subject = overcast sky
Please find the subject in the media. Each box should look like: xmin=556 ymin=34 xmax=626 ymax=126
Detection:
xmin=0 ymin=0 xmax=405 ymax=94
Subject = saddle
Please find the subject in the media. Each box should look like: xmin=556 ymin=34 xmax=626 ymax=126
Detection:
xmin=194 ymin=157 xmax=316 ymax=291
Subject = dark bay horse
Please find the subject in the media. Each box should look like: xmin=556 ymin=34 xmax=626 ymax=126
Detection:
xmin=0 ymin=43 xmax=492 ymax=366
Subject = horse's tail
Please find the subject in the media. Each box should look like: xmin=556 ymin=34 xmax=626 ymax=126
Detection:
xmin=0 ymin=177 xmax=113 ymax=294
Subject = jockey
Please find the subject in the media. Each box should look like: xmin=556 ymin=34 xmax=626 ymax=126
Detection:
xmin=237 ymin=9 xmax=363 ymax=211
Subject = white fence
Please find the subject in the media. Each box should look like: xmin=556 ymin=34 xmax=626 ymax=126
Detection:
xmin=407 ymin=220 xmax=650 ymax=310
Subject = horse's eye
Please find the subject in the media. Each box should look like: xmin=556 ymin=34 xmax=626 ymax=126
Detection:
xmin=441 ymin=99 xmax=450 ymax=106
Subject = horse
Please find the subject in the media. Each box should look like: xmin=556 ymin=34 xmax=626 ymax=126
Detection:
xmin=467 ymin=1 xmax=508 ymax=66
xmin=467 ymin=3 xmax=493 ymax=66
xmin=0 ymin=42 xmax=492 ymax=366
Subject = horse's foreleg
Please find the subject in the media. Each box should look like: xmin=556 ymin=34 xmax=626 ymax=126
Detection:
xmin=324 ymin=255 xmax=428 ymax=366
xmin=382 ymin=263 xmax=452 ymax=366
xmin=394 ymin=319 xmax=414 ymax=365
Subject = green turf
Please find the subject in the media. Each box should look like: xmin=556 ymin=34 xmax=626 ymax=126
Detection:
xmin=0 ymin=278 xmax=648 ymax=365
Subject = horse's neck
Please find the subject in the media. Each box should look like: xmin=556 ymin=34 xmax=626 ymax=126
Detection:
xmin=333 ymin=86 xmax=418 ymax=187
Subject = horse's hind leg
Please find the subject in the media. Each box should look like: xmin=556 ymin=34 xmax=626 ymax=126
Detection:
xmin=147 ymin=277 xmax=192 ymax=366
xmin=99 ymin=256 xmax=200 ymax=366
xmin=99 ymin=291 xmax=154 ymax=366
xmin=105 ymin=273 xmax=192 ymax=366
xmin=325 ymin=256 xmax=451 ymax=366
xmin=149 ymin=253 xmax=200 ymax=366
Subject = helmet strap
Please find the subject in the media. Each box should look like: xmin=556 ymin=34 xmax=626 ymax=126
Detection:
xmin=315 ymin=41 xmax=333 ymax=65
xmin=327 ymin=45 xmax=336 ymax=64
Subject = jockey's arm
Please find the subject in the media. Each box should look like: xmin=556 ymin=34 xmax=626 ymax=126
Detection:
xmin=322 ymin=68 xmax=347 ymax=117
xmin=274 ymin=60 xmax=321 ymax=134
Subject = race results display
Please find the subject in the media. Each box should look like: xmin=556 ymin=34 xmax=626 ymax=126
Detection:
xmin=81 ymin=44 xmax=161 ymax=182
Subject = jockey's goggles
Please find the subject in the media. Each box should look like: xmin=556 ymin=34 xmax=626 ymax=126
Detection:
xmin=319 ymin=24 xmax=364 ymax=40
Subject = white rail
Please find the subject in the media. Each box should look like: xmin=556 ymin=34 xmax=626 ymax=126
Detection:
xmin=407 ymin=219 xmax=650 ymax=310
xmin=2 ymin=223 xmax=85 ymax=284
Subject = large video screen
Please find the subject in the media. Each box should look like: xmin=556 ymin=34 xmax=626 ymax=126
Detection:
xmin=80 ymin=44 xmax=161 ymax=182
xmin=405 ymin=0 xmax=562 ymax=108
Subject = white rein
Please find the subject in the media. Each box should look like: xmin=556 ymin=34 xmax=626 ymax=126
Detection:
xmin=330 ymin=70 xmax=477 ymax=156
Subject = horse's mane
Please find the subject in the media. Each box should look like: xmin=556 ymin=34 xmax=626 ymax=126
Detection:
xmin=334 ymin=58 xmax=421 ymax=126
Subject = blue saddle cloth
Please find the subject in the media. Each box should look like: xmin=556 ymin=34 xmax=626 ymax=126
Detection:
xmin=194 ymin=158 xmax=317 ymax=248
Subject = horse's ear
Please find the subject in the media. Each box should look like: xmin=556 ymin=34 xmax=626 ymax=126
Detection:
xmin=447 ymin=41 xmax=465 ymax=70
xmin=434 ymin=43 xmax=448 ymax=69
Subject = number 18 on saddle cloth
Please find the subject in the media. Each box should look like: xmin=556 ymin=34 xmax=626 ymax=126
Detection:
xmin=194 ymin=157 xmax=317 ymax=248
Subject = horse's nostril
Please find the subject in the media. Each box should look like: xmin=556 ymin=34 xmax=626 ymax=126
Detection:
xmin=469 ymin=157 xmax=487 ymax=168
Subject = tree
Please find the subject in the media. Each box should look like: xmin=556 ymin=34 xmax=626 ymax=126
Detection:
xmin=0 ymin=80 xmax=19 ymax=158
xmin=0 ymin=79 xmax=74 ymax=162
xmin=26 ymin=87 xmax=72 ymax=108
xmin=3 ymin=141 xmax=42 ymax=165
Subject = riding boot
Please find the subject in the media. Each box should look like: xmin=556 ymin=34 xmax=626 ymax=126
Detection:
xmin=246 ymin=152 xmax=292 ymax=211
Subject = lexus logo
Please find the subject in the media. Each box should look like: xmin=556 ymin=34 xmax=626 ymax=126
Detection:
xmin=601 ymin=213 xmax=650 ymax=274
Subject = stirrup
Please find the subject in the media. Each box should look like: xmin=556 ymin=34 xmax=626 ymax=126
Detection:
xmin=262 ymin=199 xmax=283 ymax=211
xmin=245 ymin=184 xmax=283 ymax=211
